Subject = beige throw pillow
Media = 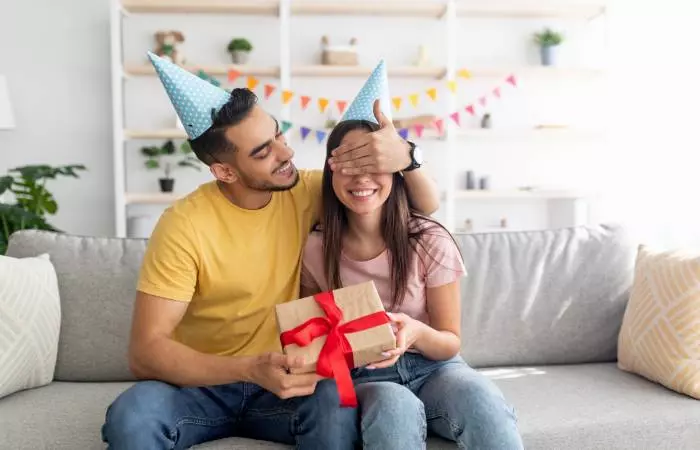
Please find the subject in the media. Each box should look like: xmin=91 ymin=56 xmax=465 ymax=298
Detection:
xmin=0 ymin=253 xmax=61 ymax=399
xmin=618 ymin=245 xmax=700 ymax=399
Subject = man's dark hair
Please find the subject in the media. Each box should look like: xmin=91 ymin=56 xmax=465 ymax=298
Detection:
xmin=188 ymin=88 xmax=257 ymax=165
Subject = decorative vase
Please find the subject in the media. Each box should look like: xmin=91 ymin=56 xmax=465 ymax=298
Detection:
xmin=480 ymin=113 xmax=492 ymax=129
xmin=159 ymin=178 xmax=175 ymax=193
xmin=231 ymin=51 xmax=249 ymax=64
xmin=540 ymin=45 xmax=558 ymax=66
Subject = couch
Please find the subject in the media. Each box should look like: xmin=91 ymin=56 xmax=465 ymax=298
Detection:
xmin=2 ymin=224 xmax=699 ymax=449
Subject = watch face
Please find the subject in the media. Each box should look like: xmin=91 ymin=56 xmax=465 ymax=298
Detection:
xmin=413 ymin=145 xmax=424 ymax=165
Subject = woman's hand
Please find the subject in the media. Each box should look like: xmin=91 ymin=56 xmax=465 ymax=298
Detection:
xmin=366 ymin=312 xmax=427 ymax=369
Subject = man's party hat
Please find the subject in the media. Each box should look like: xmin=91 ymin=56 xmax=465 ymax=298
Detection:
xmin=147 ymin=51 xmax=231 ymax=139
xmin=342 ymin=59 xmax=392 ymax=123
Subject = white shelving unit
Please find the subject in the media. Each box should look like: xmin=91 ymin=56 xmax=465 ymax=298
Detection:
xmin=110 ymin=0 xmax=608 ymax=237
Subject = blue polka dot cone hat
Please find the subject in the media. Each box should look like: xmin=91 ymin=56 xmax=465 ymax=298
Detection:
xmin=341 ymin=59 xmax=392 ymax=123
xmin=147 ymin=51 xmax=231 ymax=140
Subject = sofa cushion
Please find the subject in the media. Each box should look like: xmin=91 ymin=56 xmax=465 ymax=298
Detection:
xmin=2 ymin=365 xmax=700 ymax=450
xmin=455 ymin=223 xmax=637 ymax=367
xmin=6 ymin=230 xmax=145 ymax=381
xmin=618 ymin=245 xmax=700 ymax=399
xmin=492 ymin=363 xmax=700 ymax=449
xmin=0 ymin=253 xmax=60 ymax=399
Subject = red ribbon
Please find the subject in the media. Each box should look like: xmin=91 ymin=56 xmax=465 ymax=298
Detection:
xmin=280 ymin=291 xmax=390 ymax=407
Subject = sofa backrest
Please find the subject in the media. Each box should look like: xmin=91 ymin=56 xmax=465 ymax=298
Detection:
xmin=6 ymin=224 xmax=637 ymax=381
xmin=6 ymin=230 xmax=144 ymax=382
xmin=454 ymin=223 xmax=636 ymax=368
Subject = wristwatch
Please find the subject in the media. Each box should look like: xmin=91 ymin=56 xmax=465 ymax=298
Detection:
xmin=403 ymin=140 xmax=423 ymax=172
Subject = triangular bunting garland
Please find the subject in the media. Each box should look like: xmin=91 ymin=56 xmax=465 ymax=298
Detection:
xmin=426 ymin=88 xmax=438 ymax=101
xmin=228 ymin=69 xmax=241 ymax=83
xmin=318 ymin=98 xmax=329 ymax=113
xmin=414 ymin=124 xmax=425 ymax=138
xmin=281 ymin=120 xmax=292 ymax=134
xmin=247 ymin=76 xmax=259 ymax=90
xmin=435 ymin=119 xmax=444 ymax=135
xmin=409 ymin=94 xmax=419 ymax=107
xmin=506 ymin=75 xmax=517 ymax=86
xmin=493 ymin=87 xmax=501 ymax=99
xmin=300 ymin=126 xmax=311 ymax=140
xmin=465 ymin=105 xmax=475 ymax=116
xmin=282 ymin=90 xmax=294 ymax=104
xmin=316 ymin=130 xmax=326 ymax=143
xmin=450 ymin=112 xmax=461 ymax=126
xmin=301 ymin=96 xmax=311 ymax=110
xmin=398 ymin=128 xmax=409 ymax=140
xmin=447 ymin=81 xmax=458 ymax=93
xmin=264 ymin=84 xmax=276 ymax=99
xmin=337 ymin=100 xmax=347 ymax=114
xmin=457 ymin=69 xmax=471 ymax=79
xmin=392 ymin=97 xmax=402 ymax=111
xmin=479 ymin=96 xmax=487 ymax=106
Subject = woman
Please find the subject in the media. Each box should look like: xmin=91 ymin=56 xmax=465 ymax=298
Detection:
xmin=301 ymin=119 xmax=523 ymax=450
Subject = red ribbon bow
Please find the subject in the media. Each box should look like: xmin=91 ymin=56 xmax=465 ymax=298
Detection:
xmin=280 ymin=291 xmax=390 ymax=407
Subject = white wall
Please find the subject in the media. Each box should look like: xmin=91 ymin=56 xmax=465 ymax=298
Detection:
xmin=2 ymin=0 xmax=700 ymax=249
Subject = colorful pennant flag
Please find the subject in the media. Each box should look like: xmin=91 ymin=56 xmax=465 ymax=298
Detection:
xmin=450 ymin=112 xmax=461 ymax=126
xmin=336 ymin=100 xmax=347 ymax=114
xmin=228 ymin=69 xmax=241 ymax=83
xmin=281 ymin=120 xmax=293 ymax=134
xmin=447 ymin=81 xmax=458 ymax=93
xmin=318 ymin=98 xmax=329 ymax=113
xmin=300 ymin=126 xmax=311 ymax=140
xmin=398 ymin=128 xmax=409 ymax=140
xmin=392 ymin=97 xmax=402 ymax=111
xmin=414 ymin=124 xmax=425 ymax=138
xmin=426 ymin=88 xmax=438 ymax=101
xmin=457 ymin=69 xmax=472 ymax=79
xmin=301 ymin=96 xmax=311 ymax=110
xmin=434 ymin=119 xmax=444 ymax=135
xmin=264 ymin=84 xmax=275 ymax=99
xmin=465 ymin=105 xmax=476 ymax=116
xmin=409 ymin=94 xmax=419 ymax=107
xmin=479 ymin=96 xmax=487 ymax=106
xmin=282 ymin=90 xmax=294 ymax=104
xmin=506 ymin=75 xmax=517 ymax=86
xmin=493 ymin=87 xmax=501 ymax=99
xmin=247 ymin=76 xmax=259 ymax=90
xmin=316 ymin=130 xmax=326 ymax=143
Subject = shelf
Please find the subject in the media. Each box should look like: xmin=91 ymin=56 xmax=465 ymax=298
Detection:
xmin=121 ymin=0 xmax=280 ymax=15
xmin=453 ymin=189 xmax=584 ymax=200
xmin=457 ymin=1 xmax=606 ymax=20
xmin=123 ymin=64 xmax=280 ymax=77
xmin=125 ymin=129 xmax=187 ymax=139
xmin=468 ymin=66 xmax=605 ymax=78
xmin=291 ymin=1 xmax=447 ymax=18
xmin=126 ymin=192 xmax=182 ymax=204
xmin=292 ymin=65 xmax=446 ymax=78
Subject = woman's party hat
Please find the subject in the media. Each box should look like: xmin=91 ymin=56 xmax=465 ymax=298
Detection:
xmin=342 ymin=59 xmax=392 ymax=123
xmin=147 ymin=51 xmax=231 ymax=139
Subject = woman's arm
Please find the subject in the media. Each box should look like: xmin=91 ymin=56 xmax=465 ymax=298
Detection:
xmin=412 ymin=280 xmax=461 ymax=360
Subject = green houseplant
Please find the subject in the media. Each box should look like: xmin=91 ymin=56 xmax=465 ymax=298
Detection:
xmin=227 ymin=38 xmax=253 ymax=64
xmin=533 ymin=28 xmax=564 ymax=66
xmin=0 ymin=164 xmax=86 ymax=255
xmin=141 ymin=140 xmax=201 ymax=192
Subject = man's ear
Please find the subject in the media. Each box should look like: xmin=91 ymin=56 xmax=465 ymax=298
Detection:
xmin=210 ymin=163 xmax=238 ymax=184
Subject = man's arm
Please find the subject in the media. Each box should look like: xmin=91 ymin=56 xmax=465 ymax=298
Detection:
xmin=327 ymin=100 xmax=440 ymax=215
xmin=129 ymin=291 xmax=321 ymax=398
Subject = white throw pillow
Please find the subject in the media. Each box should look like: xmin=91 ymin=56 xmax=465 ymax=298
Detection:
xmin=0 ymin=253 xmax=61 ymax=399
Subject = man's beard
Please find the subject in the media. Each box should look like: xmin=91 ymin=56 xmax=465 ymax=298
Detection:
xmin=237 ymin=168 xmax=300 ymax=192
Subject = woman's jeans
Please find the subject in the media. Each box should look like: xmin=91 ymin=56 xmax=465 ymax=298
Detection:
xmin=352 ymin=352 xmax=524 ymax=450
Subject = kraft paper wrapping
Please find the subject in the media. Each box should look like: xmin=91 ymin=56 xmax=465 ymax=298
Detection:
xmin=275 ymin=281 xmax=396 ymax=374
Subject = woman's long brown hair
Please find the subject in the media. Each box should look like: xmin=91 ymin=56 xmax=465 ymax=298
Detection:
xmin=319 ymin=120 xmax=462 ymax=311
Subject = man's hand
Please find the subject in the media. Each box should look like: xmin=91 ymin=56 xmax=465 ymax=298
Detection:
xmin=328 ymin=99 xmax=411 ymax=175
xmin=366 ymin=312 xmax=428 ymax=370
xmin=249 ymin=352 xmax=322 ymax=399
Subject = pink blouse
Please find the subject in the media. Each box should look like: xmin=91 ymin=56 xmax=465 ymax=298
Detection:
xmin=300 ymin=219 xmax=466 ymax=325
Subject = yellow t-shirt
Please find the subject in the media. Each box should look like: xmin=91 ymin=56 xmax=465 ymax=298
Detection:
xmin=137 ymin=169 xmax=322 ymax=357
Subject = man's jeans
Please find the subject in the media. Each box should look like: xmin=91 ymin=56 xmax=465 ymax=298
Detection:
xmin=352 ymin=353 xmax=524 ymax=450
xmin=100 ymin=378 xmax=358 ymax=450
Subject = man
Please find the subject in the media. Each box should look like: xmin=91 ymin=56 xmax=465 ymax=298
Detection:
xmin=101 ymin=54 xmax=439 ymax=449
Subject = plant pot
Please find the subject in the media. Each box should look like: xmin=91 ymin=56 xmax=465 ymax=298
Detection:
xmin=230 ymin=51 xmax=250 ymax=64
xmin=159 ymin=178 xmax=175 ymax=193
xmin=540 ymin=45 xmax=559 ymax=66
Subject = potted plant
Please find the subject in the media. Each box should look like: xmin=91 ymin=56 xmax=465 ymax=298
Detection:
xmin=141 ymin=140 xmax=201 ymax=193
xmin=0 ymin=164 xmax=86 ymax=254
xmin=533 ymin=28 xmax=563 ymax=66
xmin=227 ymin=38 xmax=253 ymax=64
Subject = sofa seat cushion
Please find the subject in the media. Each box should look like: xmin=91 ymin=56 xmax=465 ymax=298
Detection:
xmin=2 ymin=365 xmax=699 ymax=450
xmin=492 ymin=363 xmax=700 ymax=449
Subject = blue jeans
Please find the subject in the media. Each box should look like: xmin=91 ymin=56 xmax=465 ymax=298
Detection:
xmin=352 ymin=353 xmax=524 ymax=450
xmin=101 ymin=378 xmax=358 ymax=450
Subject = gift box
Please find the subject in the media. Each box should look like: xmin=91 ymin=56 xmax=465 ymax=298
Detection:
xmin=275 ymin=281 xmax=396 ymax=406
